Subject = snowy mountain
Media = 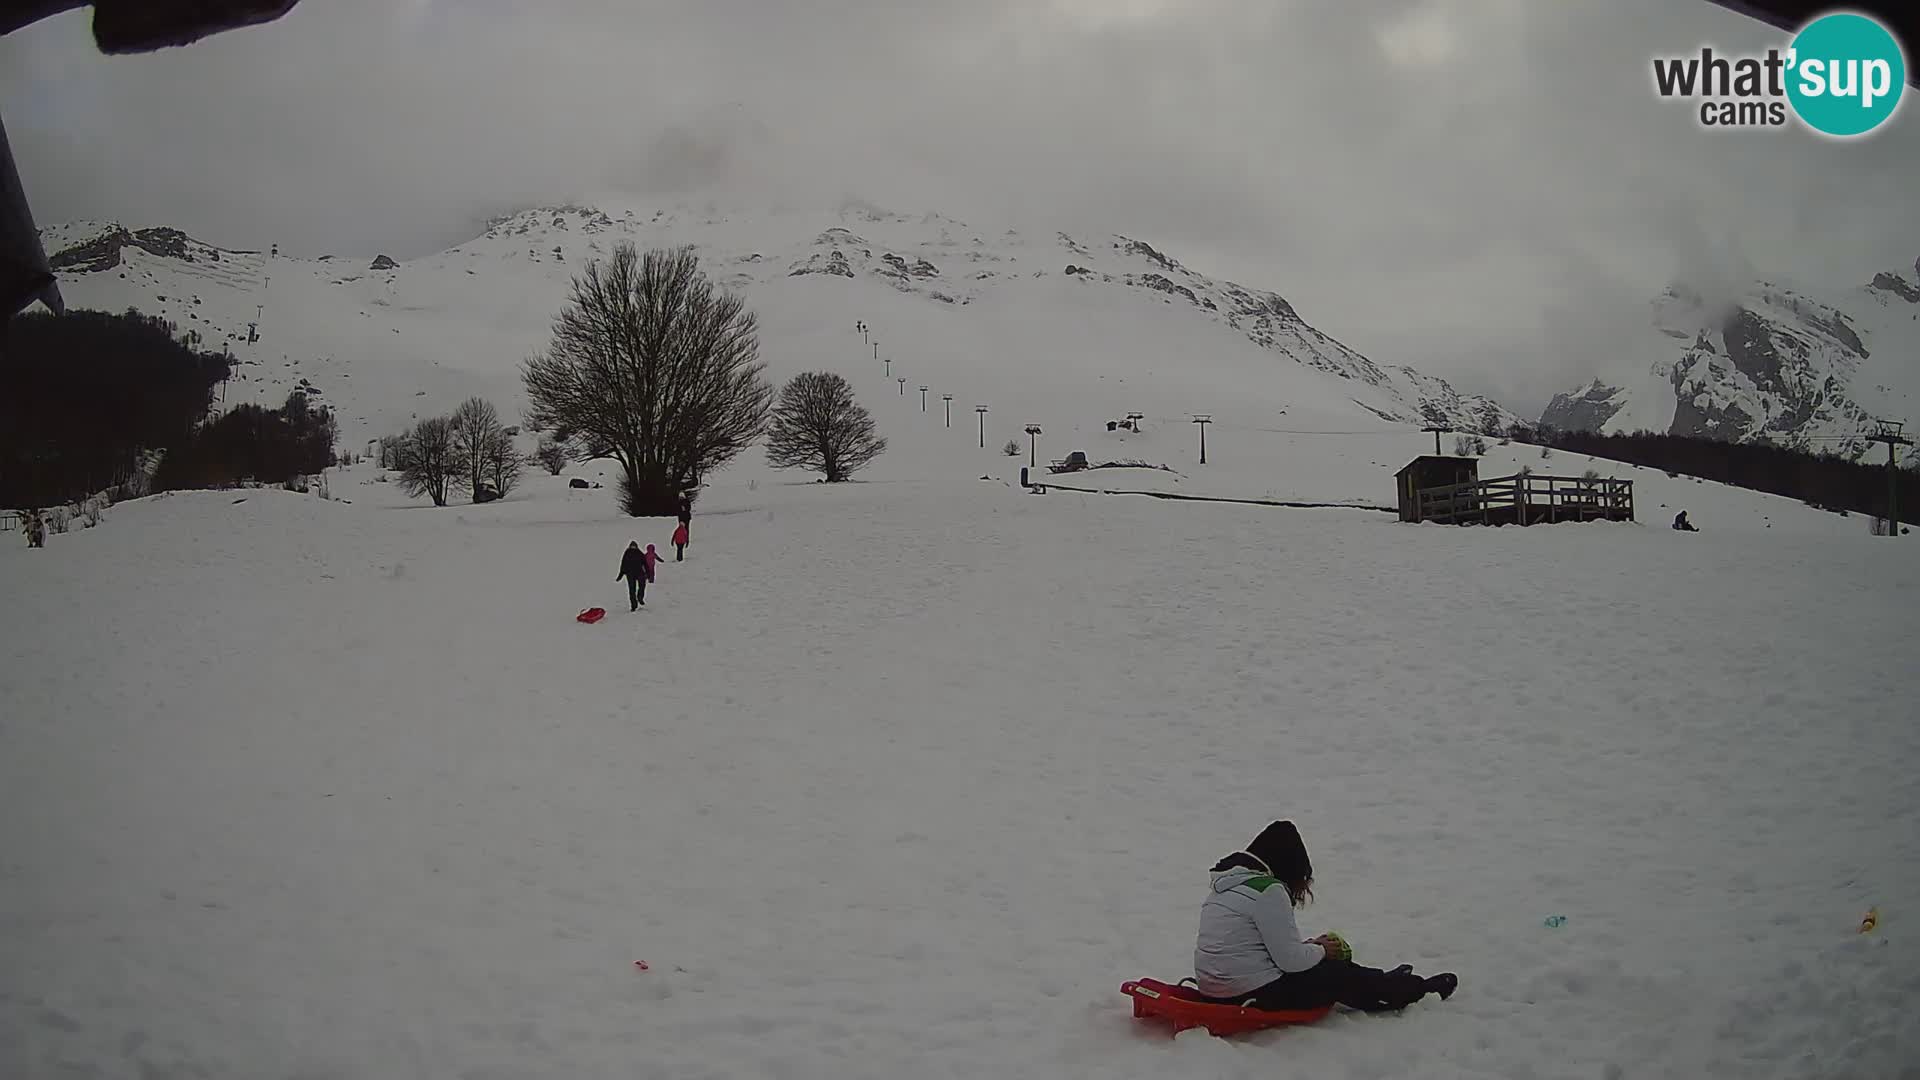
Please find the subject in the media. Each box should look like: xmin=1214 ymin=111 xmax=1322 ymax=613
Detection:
xmin=38 ymin=200 xmax=1518 ymax=452
xmin=1540 ymin=259 xmax=1920 ymax=465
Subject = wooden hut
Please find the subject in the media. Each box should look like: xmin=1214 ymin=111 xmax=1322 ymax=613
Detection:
xmin=1394 ymin=456 xmax=1479 ymax=522
xmin=1397 ymin=454 xmax=1636 ymax=526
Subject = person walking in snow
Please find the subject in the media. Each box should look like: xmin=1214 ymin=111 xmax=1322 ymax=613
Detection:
xmin=672 ymin=520 xmax=689 ymax=562
xmin=23 ymin=510 xmax=45 ymax=549
xmin=643 ymin=543 xmax=662 ymax=586
xmin=676 ymin=494 xmax=692 ymax=537
xmin=617 ymin=540 xmax=649 ymax=610
xmin=1193 ymin=820 xmax=1457 ymax=1013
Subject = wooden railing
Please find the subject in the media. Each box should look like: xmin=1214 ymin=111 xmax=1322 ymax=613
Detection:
xmin=1414 ymin=473 xmax=1634 ymax=525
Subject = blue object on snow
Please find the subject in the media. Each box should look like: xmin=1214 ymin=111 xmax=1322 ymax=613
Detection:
xmin=1544 ymin=915 xmax=1567 ymax=928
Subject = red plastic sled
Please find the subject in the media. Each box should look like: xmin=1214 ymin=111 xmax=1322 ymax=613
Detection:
xmin=576 ymin=607 xmax=606 ymax=624
xmin=1121 ymin=978 xmax=1333 ymax=1037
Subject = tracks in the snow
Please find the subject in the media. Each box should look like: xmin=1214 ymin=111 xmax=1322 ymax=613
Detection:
xmin=1031 ymin=480 xmax=1394 ymax=514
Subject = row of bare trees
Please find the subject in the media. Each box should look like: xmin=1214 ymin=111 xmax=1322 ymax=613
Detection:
xmin=521 ymin=242 xmax=886 ymax=514
xmin=389 ymin=396 xmax=523 ymax=506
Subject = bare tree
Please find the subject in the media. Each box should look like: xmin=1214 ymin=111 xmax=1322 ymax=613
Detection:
xmin=765 ymin=371 xmax=886 ymax=482
xmin=535 ymin=434 xmax=570 ymax=476
xmin=377 ymin=433 xmax=409 ymax=471
xmin=484 ymin=427 xmax=524 ymax=498
xmin=522 ymin=243 xmax=773 ymax=516
xmin=397 ymin=416 xmax=462 ymax=506
xmin=450 ymin=396 xmax=503 ymax=500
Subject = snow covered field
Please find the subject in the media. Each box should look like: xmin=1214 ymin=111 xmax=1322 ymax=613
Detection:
xmin=9 ymin=196 xmax=1919 ymax=1079
xmin=4 ymin=464 xmax=1917 ymax=1079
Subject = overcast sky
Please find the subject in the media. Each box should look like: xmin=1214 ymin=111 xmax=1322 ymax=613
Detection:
xmin=4 ymin=0 xmax=1917 ymax=413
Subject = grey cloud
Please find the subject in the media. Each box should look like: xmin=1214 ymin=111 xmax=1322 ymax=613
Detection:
xmin=2 ymin=0 xmax=1916 ymax=414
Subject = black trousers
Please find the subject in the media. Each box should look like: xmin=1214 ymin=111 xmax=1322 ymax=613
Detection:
xmin=626 ymin=576 xmax=646 ymax=608
xmin=675 ymin=542 xmax=685 ymax=561
xmin=1238 ymin=958 xmax=1430 ymax=1013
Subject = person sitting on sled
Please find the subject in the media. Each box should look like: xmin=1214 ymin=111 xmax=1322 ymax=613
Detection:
xmin=1194 ymin=820 xmax=1457 ymax=1012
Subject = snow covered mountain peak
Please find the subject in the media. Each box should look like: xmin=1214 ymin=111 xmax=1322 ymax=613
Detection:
xmin=1865 ymin=256 xmax=1920 ymax=305
xmin=47 ymin=222 xmax=258 ymax=276
xmin=1542 ymin=256 xmax=1920 ymax=465
xmin=40 ymin=200 xmax=1519 ymax=446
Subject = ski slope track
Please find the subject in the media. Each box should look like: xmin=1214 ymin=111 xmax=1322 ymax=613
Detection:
xmin=5 ymin=200 xmax=1918 ymax=1079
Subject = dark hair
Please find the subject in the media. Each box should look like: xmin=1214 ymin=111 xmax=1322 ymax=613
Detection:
xmin=1247 ymin=820 xmax=1314 ymax=908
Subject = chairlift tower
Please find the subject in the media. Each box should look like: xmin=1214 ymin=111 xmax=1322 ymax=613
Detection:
xmin=1866 ymin=420 xmax=1913 ymax=537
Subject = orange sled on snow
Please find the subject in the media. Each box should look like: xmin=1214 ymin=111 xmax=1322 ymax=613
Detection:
xmin=1121 ymin=978 xmax=1333 ymax=1037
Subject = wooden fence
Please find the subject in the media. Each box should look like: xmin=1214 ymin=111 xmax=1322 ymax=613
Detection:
xmin=1413 ymin=473 xmax=1634 ymax=526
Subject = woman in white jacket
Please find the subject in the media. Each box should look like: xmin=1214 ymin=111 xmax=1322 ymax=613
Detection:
xmin=1193 ymin=820 xmax=1457 ymax=1012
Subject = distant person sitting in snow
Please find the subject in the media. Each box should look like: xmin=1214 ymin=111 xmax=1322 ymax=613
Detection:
xmin=618 ymin=541 xmax=649 ymax=610
xmin=672 ymin=520 xmax=689 ymax=562
xmin=1194 ymin=820 xmax=1457 ymax=1013
xmin=1673 ymin=510 xmax=1698 ymax=532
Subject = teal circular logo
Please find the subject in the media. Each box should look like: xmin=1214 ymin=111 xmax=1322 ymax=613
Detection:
xmin=1786 ymin=13 xmax=1906 ymax=136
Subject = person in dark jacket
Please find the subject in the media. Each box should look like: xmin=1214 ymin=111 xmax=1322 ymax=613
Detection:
xmin=1193 ymin=820 xmax=1457 ymax=1013
xmin=617 ymin=540 xmax=648 ymax=610
xmin=676 ymin=495 xmax=692 ymax=537
xmin=1673 ymin=510 xmax=1698 ymax=532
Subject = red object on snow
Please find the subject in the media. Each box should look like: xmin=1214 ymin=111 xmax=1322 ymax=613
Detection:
xmin=577 ymin=607 xmax=606 ymax=624
xmin=1120 ymin=978 xmax=1333 ymax=1037
xmin=632 ymin=960 xmax=649 ymax=971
